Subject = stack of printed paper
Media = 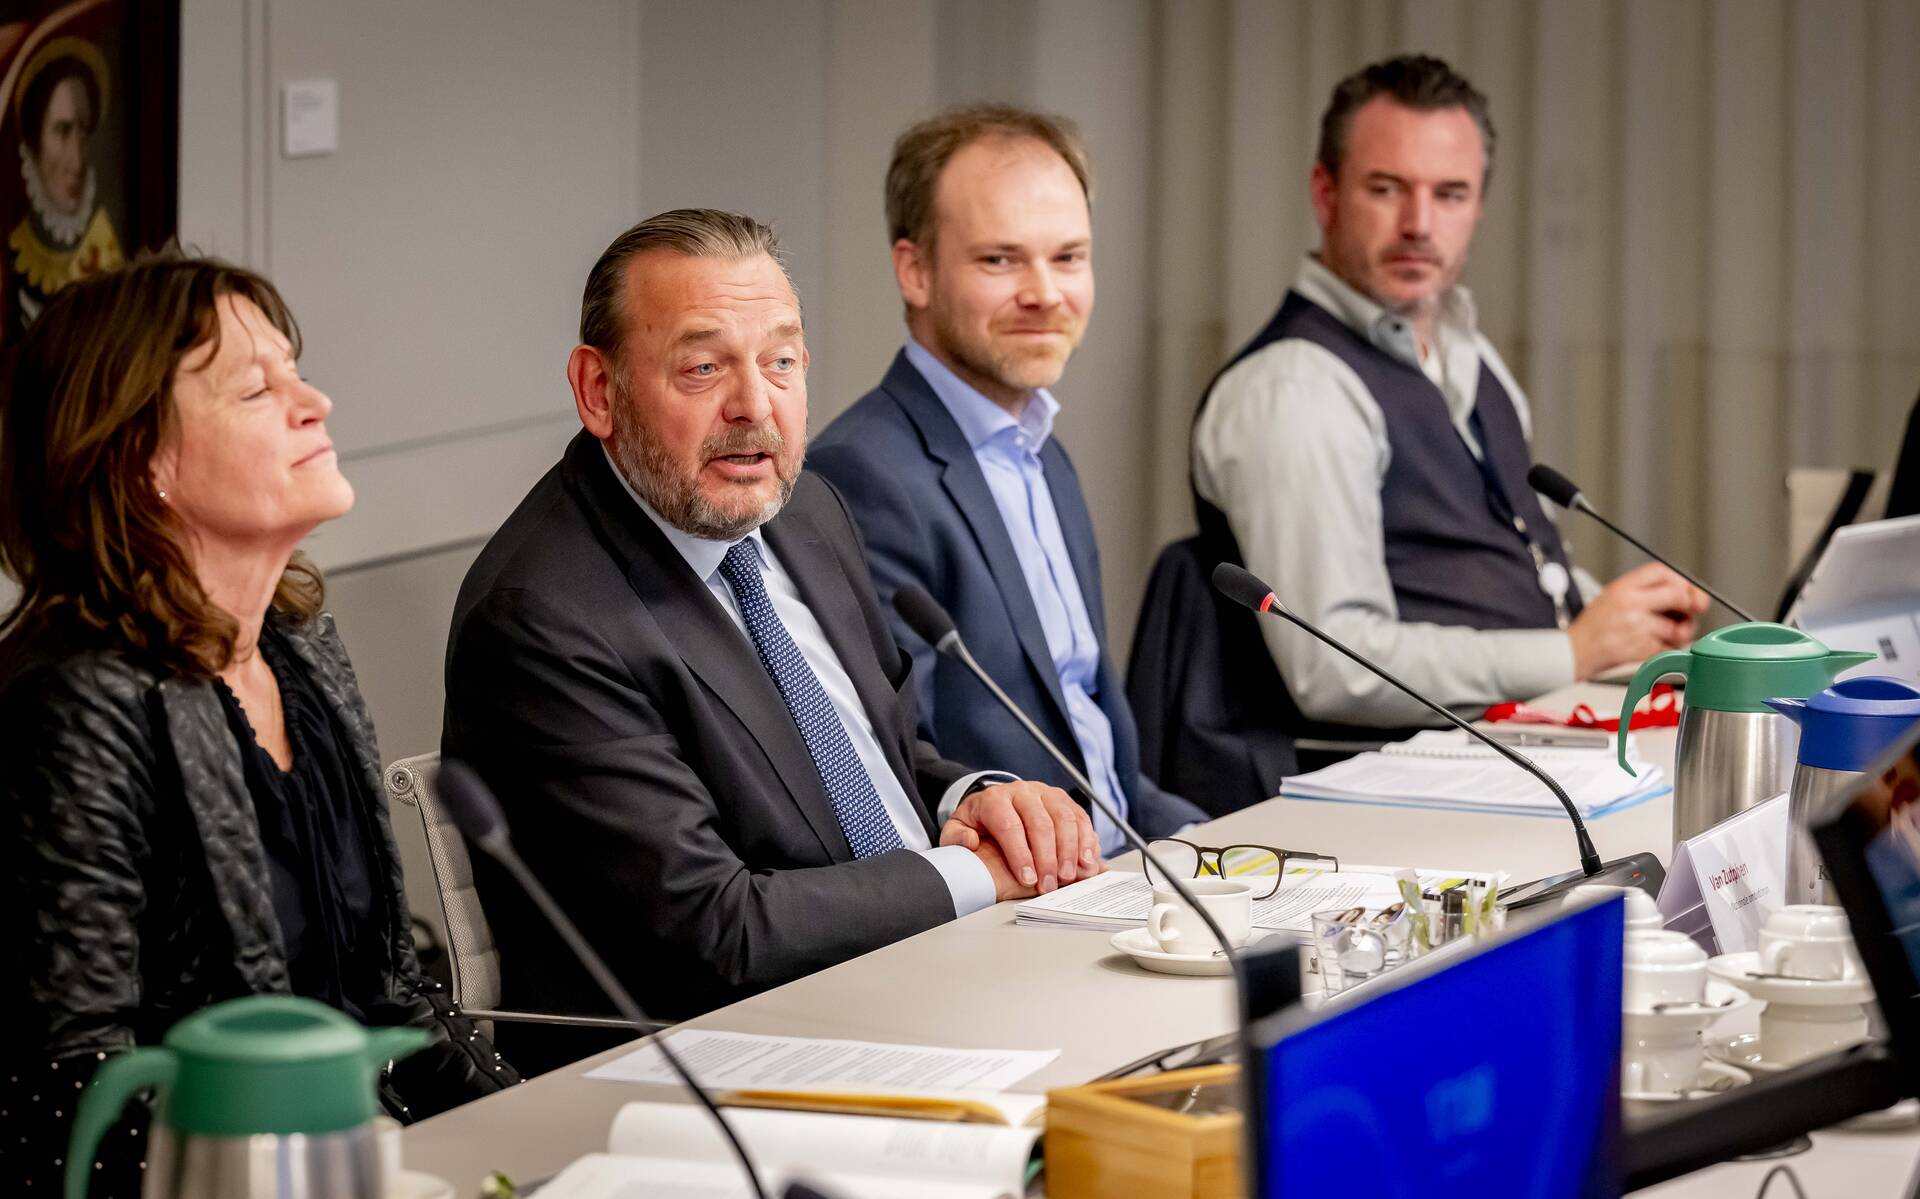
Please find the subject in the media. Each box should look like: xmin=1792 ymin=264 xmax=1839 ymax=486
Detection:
xmin=1279 ymin=729 xmax=1669 ymax=818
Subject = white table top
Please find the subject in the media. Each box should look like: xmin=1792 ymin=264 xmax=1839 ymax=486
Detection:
xmin=401 ymin=683 xmax=1920 ymax=1194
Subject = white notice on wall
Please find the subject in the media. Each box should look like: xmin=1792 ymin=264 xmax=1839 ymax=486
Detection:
xmin=1658 ymin=793 xmax=1791 ymax=954
xmin=586 ymin=1029 xmax=1058 ymax=1094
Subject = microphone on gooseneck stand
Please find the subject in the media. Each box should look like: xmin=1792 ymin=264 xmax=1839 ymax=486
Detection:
xmin=436 ymin=761 xmax=774 ymax=1199
xmin=1210 ymin=563 xmax=1665 ymax=907
xmin=891 ymin=586 xmax=1245 ymax=969
xmin=1526 ymin=463 xmax=1755 ymax=623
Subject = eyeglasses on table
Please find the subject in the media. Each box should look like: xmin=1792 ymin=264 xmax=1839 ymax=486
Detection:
xmin=1143 ymin=837 xmax=1339 ymax=901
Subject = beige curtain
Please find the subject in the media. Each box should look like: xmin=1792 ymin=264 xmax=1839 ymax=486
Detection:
xmin=1144 ymin=0 xmax=1920 ymax=620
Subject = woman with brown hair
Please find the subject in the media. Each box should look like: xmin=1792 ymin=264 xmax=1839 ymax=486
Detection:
xmin=0 ymin=254 xmax=516 ymax=1191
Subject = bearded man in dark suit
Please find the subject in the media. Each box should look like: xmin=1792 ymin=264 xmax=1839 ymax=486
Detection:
xmin=444 ymin=210 xmax=1099 ymax=1066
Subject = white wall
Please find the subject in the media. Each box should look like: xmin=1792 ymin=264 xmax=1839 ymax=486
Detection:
xmin=178 ymin=1 xmax=1917 ymax=759
xmin=176 ymin=0 xmax=1172 ymax=757
xmin=179 ymin=0 xmax=638 ymax=753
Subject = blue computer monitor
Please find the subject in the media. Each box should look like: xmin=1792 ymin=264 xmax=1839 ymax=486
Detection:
xmin=1244 ymin=895 xmax=1624 ymax=1198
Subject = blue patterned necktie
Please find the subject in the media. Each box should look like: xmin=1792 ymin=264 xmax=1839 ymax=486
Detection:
xmin=717 ymin=540 xmax=906 ymax=858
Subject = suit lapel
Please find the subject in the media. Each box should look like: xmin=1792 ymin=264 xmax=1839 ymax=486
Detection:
xmin=881 ymin=354 xmax=1077 ymax=737
xmin=563 ymin=434 xmax=852 ymax=860
xmin=1040 ymin=442 xmax=1108 ymax=647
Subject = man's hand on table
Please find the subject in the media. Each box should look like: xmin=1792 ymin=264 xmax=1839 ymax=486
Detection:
xmin=942 ymin=780 xmax=1105 ymax=901
xmin=1570 ymin=562 xmax=1710 ymax=680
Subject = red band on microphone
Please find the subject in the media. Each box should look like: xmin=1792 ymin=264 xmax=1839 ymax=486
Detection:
xmin=1257 ymin=595 xmax=1276 ymax=614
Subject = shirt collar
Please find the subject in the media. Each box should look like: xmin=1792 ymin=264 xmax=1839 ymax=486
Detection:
xmin=903 ymin=336 xmax=1059 ymax=456
xmin=1292 ymin=253 xmax=1480 ymax=371
xmin=600 ymin=441 xmax=766 ymax=581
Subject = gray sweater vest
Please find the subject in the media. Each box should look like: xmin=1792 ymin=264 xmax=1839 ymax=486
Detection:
xmin=1195 ymin=290 xmax=1579 ymax=633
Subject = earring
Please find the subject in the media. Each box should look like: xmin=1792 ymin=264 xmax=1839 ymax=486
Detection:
xmin=156 ymin=488 xmax=168 ymax=502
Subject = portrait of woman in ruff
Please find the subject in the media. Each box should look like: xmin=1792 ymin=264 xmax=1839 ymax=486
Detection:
xmin=0 ymin=0 xmax=174 ymax=346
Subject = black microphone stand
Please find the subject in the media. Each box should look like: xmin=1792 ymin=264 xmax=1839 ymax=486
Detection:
xmin=894 ymin=588 xmax=1246 ymax=968
xmin=438 ymin=761 xmax=772 ymax=1199
xmin=1528 ymin=463 xmax=1755 ymax=622
xmin=1211 ymin=564 xmax=1665 ymax=904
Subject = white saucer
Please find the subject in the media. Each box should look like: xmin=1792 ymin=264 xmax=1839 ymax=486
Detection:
xmin=1703 ymin=1031 xmax=1787 ymax=1075
xmin=1706 ymin=952 xmax=1876 ymax=1005
xmin=1109 ymin=927 xmax=1234 ymax=976
xmin=1623 ymin=1058 xmax=1751 ymax=1103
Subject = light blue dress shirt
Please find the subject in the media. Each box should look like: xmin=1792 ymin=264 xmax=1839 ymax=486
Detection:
xmin=602 ymin=446 xmax=997 ymax=917
xmin=903 ymin=339 xmax=1131 ymax=856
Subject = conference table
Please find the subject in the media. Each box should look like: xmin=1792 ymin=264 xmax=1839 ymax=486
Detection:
xmin=401 ymin=683 xmax=1920 ymax=1195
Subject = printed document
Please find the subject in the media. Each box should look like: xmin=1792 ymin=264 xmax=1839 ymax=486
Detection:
xmin=1280 ymin=729 xmax=1668 ymax=817
xmin=537 ymin=1102 xmax=1038 ymax=1199
xmin=587 ymin=1029 xmax=1056 ymax=1094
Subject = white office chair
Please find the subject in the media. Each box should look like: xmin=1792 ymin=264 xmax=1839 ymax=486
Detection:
xmin=384 ymin=751 xmax=657 ymax=1037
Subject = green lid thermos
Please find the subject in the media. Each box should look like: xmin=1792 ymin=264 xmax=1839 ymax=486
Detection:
xmin=66 ymin=995 xmax=427 ymax=1199
xmin=1616 ymin=622 xmax=1874 ymax=849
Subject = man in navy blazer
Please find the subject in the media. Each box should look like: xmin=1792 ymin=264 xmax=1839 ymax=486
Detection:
xmin=811 ymin=105 xmax=1205 ymax=852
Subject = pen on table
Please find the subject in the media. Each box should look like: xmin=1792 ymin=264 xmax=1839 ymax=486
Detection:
xmin=1482 ymin=727 xmax=1610 ymax=749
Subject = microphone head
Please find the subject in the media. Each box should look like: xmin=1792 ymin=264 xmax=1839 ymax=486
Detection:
xmin=893 ymin=584 xmax=957 ymax=649
xmin=1527 ymin=463 xmax=1584 ymax=510
xmin=1211 ymin=562 xmax=1279 ymax=614
xmin=436 ymin=759 xmax=510 ymax=856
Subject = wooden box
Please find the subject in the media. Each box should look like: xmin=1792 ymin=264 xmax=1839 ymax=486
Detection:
xmin=1045 ymin=1064 xmax=1244 ymax=1199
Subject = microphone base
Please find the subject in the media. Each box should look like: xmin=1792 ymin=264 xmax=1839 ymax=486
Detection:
xmin=1503 ymin=851 xmax=1666 ymax=910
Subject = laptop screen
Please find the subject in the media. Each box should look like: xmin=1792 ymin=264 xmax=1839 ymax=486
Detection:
xmin=1246 ymin=897 xmax=1624 ymax=1198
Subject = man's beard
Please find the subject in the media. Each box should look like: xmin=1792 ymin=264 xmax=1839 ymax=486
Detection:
xmin=609 ymin=389 xmax=800 ymax=541
xmin=1369 ymin=238 xmax=1460 ymax=317
xmin=930 ymin=296 xmax=1078 ymax=397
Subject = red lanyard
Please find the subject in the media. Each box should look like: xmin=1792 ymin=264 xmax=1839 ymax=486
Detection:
xmin=1484 ymin=683 xmax=1679 ymax=732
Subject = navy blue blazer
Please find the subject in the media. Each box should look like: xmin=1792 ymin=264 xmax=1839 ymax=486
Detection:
xmin=810 ymin=351 xmax=1206 ymax=841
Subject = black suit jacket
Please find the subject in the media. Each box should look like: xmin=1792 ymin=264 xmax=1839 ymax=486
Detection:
xmin=810 ymin=351 xmax=1206 ymax=839
xmin=443 ymin=432 xmax=969 ymax=1042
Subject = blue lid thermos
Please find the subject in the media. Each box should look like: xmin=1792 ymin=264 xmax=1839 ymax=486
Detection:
xmin=1766 ymin=677 xmax=1920 ymax=905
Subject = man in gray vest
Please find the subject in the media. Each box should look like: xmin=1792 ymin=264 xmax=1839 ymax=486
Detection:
xmin=1192 ymin=54 xmax=1708 ymax=732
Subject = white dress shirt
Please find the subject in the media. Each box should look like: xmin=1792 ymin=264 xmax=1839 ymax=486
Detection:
xmin=1192 ymin=255 xmax=1596 ymax=727
xmin=604 ymin=447 xmax=997 ymax=917
xmin=903 ymin=339 xmax=1132 ymax=856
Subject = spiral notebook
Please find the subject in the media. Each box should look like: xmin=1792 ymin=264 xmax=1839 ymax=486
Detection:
xmin=1279 ymin=730 xmax=1669 ymax=818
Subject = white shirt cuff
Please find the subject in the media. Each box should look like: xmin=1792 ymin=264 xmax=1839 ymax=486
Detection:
xmin=936 ymin=770 xmax=1018 ymax=824
xmin=920 ymin=844 xmax=998 ymax=917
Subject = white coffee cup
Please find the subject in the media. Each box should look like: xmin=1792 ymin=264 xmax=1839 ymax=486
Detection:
xmin=1569 ymin=884 xmax=1662 ymax=932
xmin=1758 ymin=904 xmax=1862 ymax=981
xmin=1623 ymin=930 xmax=1707 ymax=1013
xmin=1147 ymin=877 xmax=1253 ymax=954
xmin=1621 ymin=1010 xmax=1705 ymax=1094
xmin=1758 ymin=1000 xmax=1871 ymax=1067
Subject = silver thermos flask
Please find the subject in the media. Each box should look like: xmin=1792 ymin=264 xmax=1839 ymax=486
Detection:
xmin=1615 ymin=624 xmax=1875 ymax=847
xmin=66 ymin=995 xmax=427 ymax=1199
xmin=1767 ymin=677 xmax=1920 ymax=906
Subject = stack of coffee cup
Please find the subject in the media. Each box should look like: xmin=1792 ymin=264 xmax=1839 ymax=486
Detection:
xmin=1747 ymin=905 xmax=1871 ymax=1067
xmin=1622 ymin=930 xmax=1727 ymax=1097
xmin=1567 ymin=883 xmax=1663 ymax=934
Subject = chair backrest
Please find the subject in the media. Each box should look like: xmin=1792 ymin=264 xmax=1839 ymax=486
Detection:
xmin=384 ymin=751 xmax=503 ymax=1013
xmin=1126 ymin=535 xmax=1299 ymax=814
xmin=1779 ymin=467 xmax=1884 ymax=621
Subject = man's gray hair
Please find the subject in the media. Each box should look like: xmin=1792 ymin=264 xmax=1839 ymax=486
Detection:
xmin=578 ymin=208 xmax=786 ymax=364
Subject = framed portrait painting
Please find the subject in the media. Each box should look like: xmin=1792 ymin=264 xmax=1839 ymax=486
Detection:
xmin=0 ymin=0 xmax=177 ymax=346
